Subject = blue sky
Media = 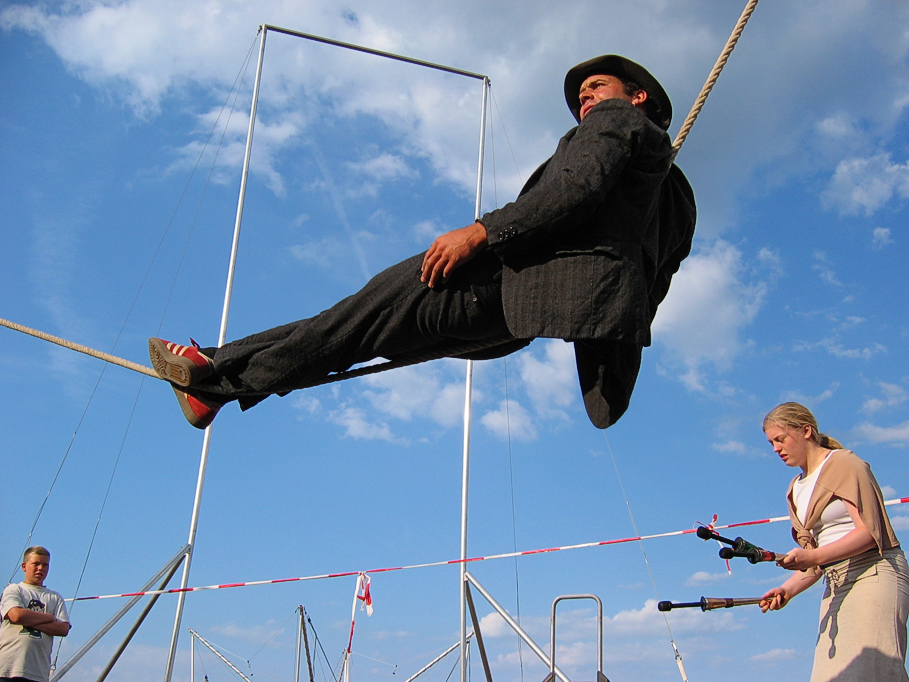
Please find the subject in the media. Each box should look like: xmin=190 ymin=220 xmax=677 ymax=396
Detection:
xmin=2 ymin=1 xmax=909 ymax=681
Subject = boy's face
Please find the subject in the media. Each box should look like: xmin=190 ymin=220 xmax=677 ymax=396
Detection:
xmin=22 ymin=553 xmax=50 ymax=586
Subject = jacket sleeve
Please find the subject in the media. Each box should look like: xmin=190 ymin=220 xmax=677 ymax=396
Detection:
xmin=482 ymin=99 xmax=666 ymax=254
xmin=647 ymin=164 xmax=696 ymax=320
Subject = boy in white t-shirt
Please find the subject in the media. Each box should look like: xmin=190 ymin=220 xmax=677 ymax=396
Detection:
xmin=0 ymin=547 xmax=71 ymax=682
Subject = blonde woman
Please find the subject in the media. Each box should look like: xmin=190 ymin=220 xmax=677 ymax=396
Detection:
xmin=759 ymin=402 xmax=909 ymax=681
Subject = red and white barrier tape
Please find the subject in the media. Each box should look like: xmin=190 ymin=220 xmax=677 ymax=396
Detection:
xmin=68 ymin=498 xmax=909 ymax=602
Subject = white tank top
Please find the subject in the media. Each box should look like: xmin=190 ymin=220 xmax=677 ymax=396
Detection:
xmin=791 ymin=451 xmax=855 ymax=547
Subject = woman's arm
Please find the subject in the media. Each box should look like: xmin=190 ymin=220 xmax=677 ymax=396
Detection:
xmin=778 ymin=500 xmax=876 ymax=571
xmin=760 ymin=568 xmax=822 ymax=612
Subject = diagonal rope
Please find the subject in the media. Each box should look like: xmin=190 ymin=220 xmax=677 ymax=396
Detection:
xmin=602 ymin=433 xmax=689 ymax=682
xmin=50 ymin=382 xmax=146 ymax=671
xmin=0 ymin=317 xmax=159 ymax=378
xmin=672 ymin=0 xmax=761 ymax=153
xmin=502 ymin=358 xmax=526 ymax=682
xmin=6 ymin=25 xmax=261 ymax=593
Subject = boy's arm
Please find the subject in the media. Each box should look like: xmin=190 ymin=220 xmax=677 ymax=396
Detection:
xmin=5 ymin=607 xmax=71 ymax=636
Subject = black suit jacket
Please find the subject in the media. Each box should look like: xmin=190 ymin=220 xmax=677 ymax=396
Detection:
xmin=480 ymin=98 xmax=696 ymax=427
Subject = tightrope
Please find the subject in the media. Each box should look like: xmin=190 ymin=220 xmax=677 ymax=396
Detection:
xmin=69 ymin=498 xmax=909 ymax=602
xmin=0 ymin=317 xmax=158 ymax=379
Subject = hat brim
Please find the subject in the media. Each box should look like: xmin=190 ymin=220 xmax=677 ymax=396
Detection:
xmin=564 ymin=54 xmax=671 ymax=130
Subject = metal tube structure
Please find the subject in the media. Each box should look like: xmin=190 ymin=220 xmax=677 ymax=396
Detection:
xmin=460 ymin=75 xmax=490 ymax=682
xmin=50 ymin=544 xmax=189 ymax=680
xmin=96 ymin=559 xmax=190 ymax=682
xmin=262 ymin=24 xmax=486 ymax=81
xmin=405 ymin=634 xmax=472 ymax=682
xmin=294 ymin=606 xmax=303 ymax=682
xmin=458 ymin=358 xmax=473 ymax=682
xmin=154 ymin=22 xmax=489 ymax=682
xmin=188 ymin=628 xmax=252 ymax=681
xmin=465 ymin=572 xmax=571 ymax=682
xmin=549 ymin=595 xmax=603 ymax=677
xmin=163 ymin=24 xmax=270 ymax=682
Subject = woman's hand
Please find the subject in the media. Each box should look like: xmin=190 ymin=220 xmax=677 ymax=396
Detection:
xmin=760 ymin=587 xmax=788 ymax=612
xmin=777 ymin=546 xmax=819 ymax=571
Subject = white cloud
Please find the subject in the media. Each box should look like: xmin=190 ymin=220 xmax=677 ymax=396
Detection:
xmin=812 ymin=251 xmax=842 ymax=287
xmin=210 ymin=620 xmax=287 ymax=646
xmin=652 ymin=240 xmax=766 ymax=392
xmin=608 ymin=599 xmax=737 ymax=637
xmin=822 ymin=152 xmax=909 ymax=216
xmin=412 ymin=218 xmax=445 ymax=242
xmin=477 ymin=611 xmax=517 ymax=638
xmin=685 ymin=571 xmax=730 ymax=587
xmin=890 ymin=514 xmax=909 ymax=531
xmin=861 ymin=381 xmax=907 ymax=414
xmin=793 ymin=337 xmax=886 ymax=360
xmin=289 ymin=236 xmax=352 ymax=269
xmin=346 ymin=152 xmax=418 ymax=185
xmin=327 ymin=405 xmax=400 ymax=442
xmin=872 ymin=226 xmax=894 ymax=249
xmin=481 ymin=399 xmax=538 ymax=441
xmin=348 ymin=362 xmax=471 ymax=429
xmin=779 ymin=384 xmax=840 ymax=409
xmin=712 ymin=440 xmax=748 ymax=455
xmin=852 ymin=419 xmax=909 ymax=446
xmin=515 ymin=340 xmax=577 ymax=420
xmin=749 ymin=648 xmax=799 ymax=663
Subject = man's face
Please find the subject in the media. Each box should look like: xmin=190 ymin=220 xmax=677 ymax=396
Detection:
xmin=22 ymin=553 xmax=50 ymax=586
xmin=578 ymin=74 xmax=642 ymax=120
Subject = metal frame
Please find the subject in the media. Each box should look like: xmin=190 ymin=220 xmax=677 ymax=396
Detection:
xmin=156 ymin=23 xmax=494 ymax=682
xmin=43 ymin=23 xmax=565 ymax=682
xmin=548 ymin=595 xmax=604 ymax=679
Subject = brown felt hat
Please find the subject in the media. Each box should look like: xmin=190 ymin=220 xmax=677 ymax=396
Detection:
xmin=564 ymin=54 xmax=671 ymax=129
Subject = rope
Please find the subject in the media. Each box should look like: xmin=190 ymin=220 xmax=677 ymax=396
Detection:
xmin=603 ymin=433 xmax=689 ymax=682
xmin=0 ymin=315 xmax=519 ymax=386
xmin=0 ymin=317 xmax=158 ymax=379
xmin=672 ymin=0 xmax=761 ymax=152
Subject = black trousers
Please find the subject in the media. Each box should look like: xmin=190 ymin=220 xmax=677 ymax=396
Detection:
xmin=193 ymin=251 xmax=529 ymax=409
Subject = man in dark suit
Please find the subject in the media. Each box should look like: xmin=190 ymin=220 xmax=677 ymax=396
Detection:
xmin=150 ymin=54 xmax=696 ymax=430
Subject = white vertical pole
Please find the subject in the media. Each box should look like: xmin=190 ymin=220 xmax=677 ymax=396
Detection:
xmin=294 ymin=606 xmax=303 ymax=682
xmin=460 ymin=76 xmax=490 ymax=682
xmin=162 ymin=24 xmax=270 ymax=682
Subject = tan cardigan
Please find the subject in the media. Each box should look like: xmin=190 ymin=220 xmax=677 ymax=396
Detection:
xmin=786 ymin=449 xmax=900 ymax=553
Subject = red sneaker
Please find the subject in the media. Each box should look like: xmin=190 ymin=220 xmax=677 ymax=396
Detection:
xmin=149 ymin=338 xmax=214 ymax=387
xmin=172 ymin=386 xmax=221 ymax=429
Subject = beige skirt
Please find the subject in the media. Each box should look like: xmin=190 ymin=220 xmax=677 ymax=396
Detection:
xmin=810 ymin=548 xmax=909 ymax=682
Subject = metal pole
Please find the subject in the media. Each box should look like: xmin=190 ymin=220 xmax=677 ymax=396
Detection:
xmin=405 ymin=634 xmax=472 ymax=682
xmin=460 ymin=74 xmax=490 ymax=682
xmin=262 ymin=24 xmax=486 ymax=81
xmin=188 ymin=628 xmax=253 ymax=682
xmin=96 ymin=560 xmax=189 ymax=682
xmin=458 ymin=358 xmax=473 ymax=682
xmin=549 ymin=595 xmax=603 ymax=677
xmin=294 ymin=606 xmax=303 ymax=682
xmin=301 ymin=608 xmax=315 ymax=682
xmin=163 ymin=24 xmax=270 ymax=682
xmin=464 ymin=584 xmax=493 ymax=682
xmin=465 ymin=573 xmax=571 ymax=682
xmin=50 ymin=545 xmax=189 ymax=680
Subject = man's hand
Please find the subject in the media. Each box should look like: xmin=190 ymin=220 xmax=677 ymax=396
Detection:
xmin=420 ymin=222 xmax=488 ymax=288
